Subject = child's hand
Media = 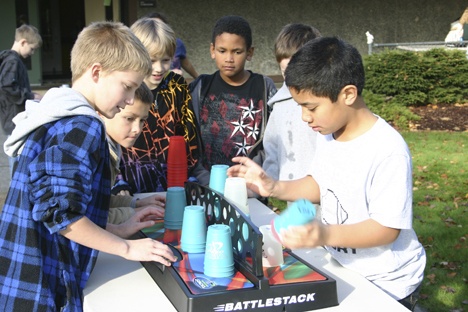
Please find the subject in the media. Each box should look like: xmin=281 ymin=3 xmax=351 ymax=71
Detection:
xmin=279 ymin=221 xmax=327 ymax=249
xmin=123 ymin=238 xmax=177 ymax=265
xmin=136 ymin=194 xmax=166 ymax=208
xmin=228 ymin=156 xmax=276 ymax=197
xmin=118 ymin=189 xmax=131 ymax=196
xmin=113 ymin=207 xmax=164 ymax=238
xmin=134 ymin=205 xmax=165 ymax=221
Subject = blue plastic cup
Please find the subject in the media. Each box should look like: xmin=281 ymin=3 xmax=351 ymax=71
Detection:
xmin=271 ymin=199 xmax=316 ymax=242
xmin=181 ymin=205 xmax=207 ymax=253
xmin=203 ymin=224 xmax=234 ymax=278
xmin=209 ymin=164 xmax=229 ymax=194
xmin=164 ymin=187 xmax=187 ymax=230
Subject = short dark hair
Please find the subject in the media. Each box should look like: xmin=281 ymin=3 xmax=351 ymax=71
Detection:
xmin=211 ymin=15 xmax=252 ymax=49
xmin=135 ymin=83 xmax=154 ymax=105
xmin=274 ymin=23 xmax=321 ymax=63
xmin=144 ymin=12 xmax=169 ymax=24
xmin=285 ymin=37 xmax=365 ymax=102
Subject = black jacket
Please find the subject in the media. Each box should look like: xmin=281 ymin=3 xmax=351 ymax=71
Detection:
xmin=0 ymin=50 xmax=34 ymax=135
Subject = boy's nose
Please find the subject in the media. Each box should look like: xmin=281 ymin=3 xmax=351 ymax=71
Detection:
xmin=132 ymin=124 xmax=141 ymax=134
xmin=153 ymin=62 xmax=162 ymax=72
xmin=301 ymin=108 xmax=312 ymax=123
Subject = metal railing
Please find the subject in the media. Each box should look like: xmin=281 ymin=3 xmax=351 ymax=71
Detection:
xmin=365 ymin=32 xmax=467 ymax=55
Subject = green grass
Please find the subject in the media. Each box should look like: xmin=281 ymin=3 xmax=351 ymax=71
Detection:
xmin=403 ymin=131 xmax=467 ymax=311
xmin=269 ymin=131 xmax=468 ymax=311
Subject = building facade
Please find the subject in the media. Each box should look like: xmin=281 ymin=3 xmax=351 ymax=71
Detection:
xmin=0 ymin=0 xmax=466 ymax=86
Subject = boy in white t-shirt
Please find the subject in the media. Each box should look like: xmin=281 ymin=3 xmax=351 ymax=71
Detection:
xmin=228 ymin=37 xmax=426 ymax=311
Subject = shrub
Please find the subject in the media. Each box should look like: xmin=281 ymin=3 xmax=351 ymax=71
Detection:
xmin=364 ymin=49 xmax=468 ymax=106
xmin=364 ymin=50 xmax=430 ymax=106
xmin=363 ymin=90 xmax=420 ymax=130
xmin=422 ymin=49 xmax=468 ymax=104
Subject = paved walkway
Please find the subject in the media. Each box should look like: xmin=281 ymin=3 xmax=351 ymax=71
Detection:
xmin=0 ymin=131 xmax=10 ymax=208
xmin=0 ymin=89 xmax=49 ymax=209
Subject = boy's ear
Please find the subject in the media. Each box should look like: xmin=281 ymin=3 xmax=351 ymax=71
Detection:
xmin=19 ymin=38 xmax=28 ymax=46
xmin=246 ymin=46 xmax=254 ymax=61
xmin=341 ymin=85 xmax=358 ymax=106
xmin=210 ymin=43 xmax=216 ymax=59
xmin=90 ymin=63 xmax=103 ymax=83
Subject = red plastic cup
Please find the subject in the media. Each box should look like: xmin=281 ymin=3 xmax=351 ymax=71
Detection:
xmin=167 ymin=136 xmax=188 ymax=187
xmin=167 ymin=136 xmax=187 ymax=164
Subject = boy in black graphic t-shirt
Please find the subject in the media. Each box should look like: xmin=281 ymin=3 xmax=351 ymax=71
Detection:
xmin=189 ymin=15 xmax=276 ymax=184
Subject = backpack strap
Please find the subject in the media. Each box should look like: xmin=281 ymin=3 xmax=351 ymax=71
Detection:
xmin=246 ymin=75 xmax=270 ymax=162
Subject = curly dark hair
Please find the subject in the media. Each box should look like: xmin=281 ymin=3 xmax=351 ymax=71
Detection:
xmin=211 ymin=15 xmax=252 ymax=49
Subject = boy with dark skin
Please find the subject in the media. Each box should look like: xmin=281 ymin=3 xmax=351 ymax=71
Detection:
xmin=190 ymin=15 xmax=276 ymax=185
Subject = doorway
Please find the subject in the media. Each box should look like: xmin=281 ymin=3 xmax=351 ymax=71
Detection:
xmin=38 ymin=0 xmax=85 ymax=82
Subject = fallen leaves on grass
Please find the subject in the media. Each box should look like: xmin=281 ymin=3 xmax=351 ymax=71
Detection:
xmin=446 ymin=272 xmax=457 ymax=278
xmin=426 ymin=273 xmax=436 ymax=284
xmin=443 ymin=217 xmax=458 ymax=227
xmin=440 ymin=285 xmax=457 ymax=294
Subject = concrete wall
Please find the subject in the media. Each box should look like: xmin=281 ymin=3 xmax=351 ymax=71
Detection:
xmin=136 ymin=0 xmax=467 ymax=78
xmin=84 ymin=0 xmax=120 ymax=26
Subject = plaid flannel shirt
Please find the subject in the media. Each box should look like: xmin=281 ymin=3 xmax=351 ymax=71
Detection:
xmin=0 ymin=115 xmax=110 ymax=311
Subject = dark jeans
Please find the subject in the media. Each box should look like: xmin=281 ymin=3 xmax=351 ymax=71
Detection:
xmin=398 ymin=284 xmax=421 ymax=311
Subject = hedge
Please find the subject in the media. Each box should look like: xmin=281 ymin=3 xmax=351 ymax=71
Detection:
xmin=362 ymin=48 xmax=468 ymax=129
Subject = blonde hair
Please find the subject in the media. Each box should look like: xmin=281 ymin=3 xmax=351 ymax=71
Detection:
xmin=15 ymin=24 xmax=42 ymax=47
xmin=70 ymin=21 xmax=152 ymax=83
xmin=130 ymin=17 xmax=176 ymax=59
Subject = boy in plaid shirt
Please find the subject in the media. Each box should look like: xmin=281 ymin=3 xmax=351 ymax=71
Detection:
xmin=0 ymin=21 xmax=176 ymax=311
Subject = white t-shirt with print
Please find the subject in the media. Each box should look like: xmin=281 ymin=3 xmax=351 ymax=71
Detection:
xmin=309 ymin=117 xmax=426 ymax=300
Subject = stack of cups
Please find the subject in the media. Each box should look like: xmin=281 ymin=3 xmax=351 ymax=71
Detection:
xmin=259 ymin=225 xmax=284 ymax=267
xmin=204 ymin=224 xmax=235 ymax=278
xmin=181 ymin=205 xmax=207 ymax=253
xmin=209 ymin=164 xmax=229 ymax=194
xmin=167 ymin=136 xmax=188 ymax=188
xmin=271 ymin=199 xmax=316 ymax=242
xmin=224 ymin=177 xmax=250 ymax=216
xmin=164 ymin=186 xmax=187 ymax=230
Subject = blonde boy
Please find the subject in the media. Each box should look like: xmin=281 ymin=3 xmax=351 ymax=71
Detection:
xmin=0 ymin=24 xmax=43 ymax=172
xmin=0 ymin=21 xmax=176 ymax=311
xmin=119 ymin=17 xmax=202 ymax=193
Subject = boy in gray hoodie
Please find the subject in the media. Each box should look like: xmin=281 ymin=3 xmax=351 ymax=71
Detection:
xmin=262 ymin=24 xmax=321 ymax=182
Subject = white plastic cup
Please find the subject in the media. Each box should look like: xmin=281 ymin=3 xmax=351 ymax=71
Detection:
xmin=223 ymin=177 xmax=249 ymax=216
xmin=259 ymin=225 xmax=284 ymax=267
